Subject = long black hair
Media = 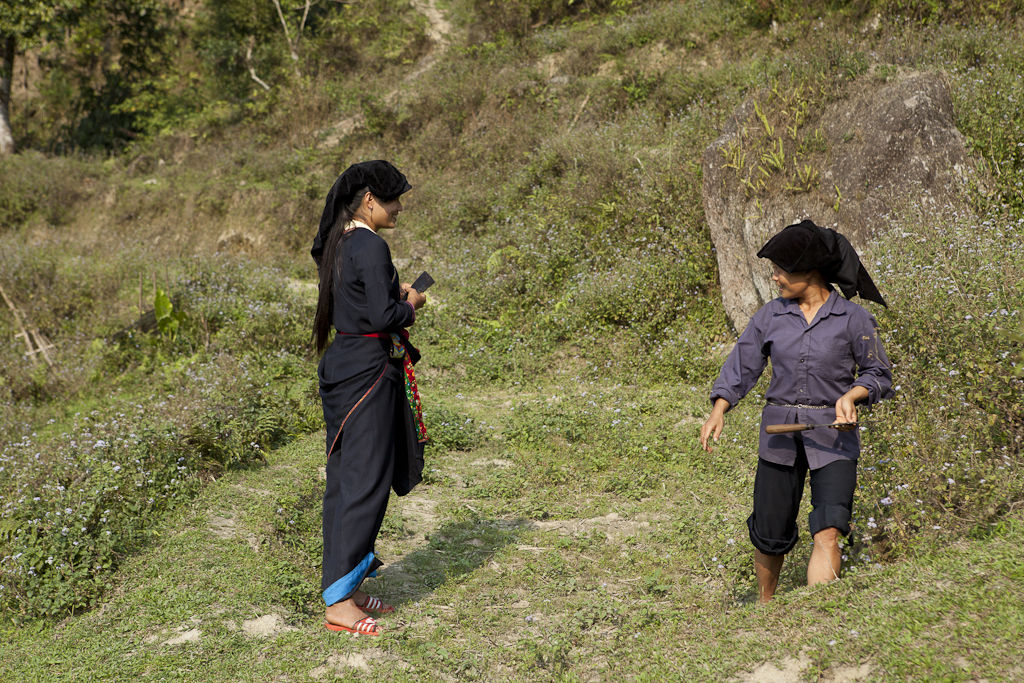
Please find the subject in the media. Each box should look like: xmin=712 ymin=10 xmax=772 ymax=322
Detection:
xmin=312 ymin=187 xmax=369 ymax=354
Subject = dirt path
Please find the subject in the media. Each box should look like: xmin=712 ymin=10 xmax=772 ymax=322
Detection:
xmin=318 ymin=0 xmax=453 ymax=147
xmin=411 ymin=0 xmax=452 ymax=47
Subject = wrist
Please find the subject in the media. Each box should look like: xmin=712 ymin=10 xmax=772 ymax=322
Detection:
xmin=842 ymin=386 xmax=869 ymax=403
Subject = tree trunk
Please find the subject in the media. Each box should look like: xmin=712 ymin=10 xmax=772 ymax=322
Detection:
xmin=0 ymin=33 xmax=16 ymax=157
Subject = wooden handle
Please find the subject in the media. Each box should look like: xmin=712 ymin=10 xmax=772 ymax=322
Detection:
xmin=765 ymin=423 xmax=810 ymax=434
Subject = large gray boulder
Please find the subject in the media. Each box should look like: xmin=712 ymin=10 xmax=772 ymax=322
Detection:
xmin=702 ymin=71 xmax=981 ymax=332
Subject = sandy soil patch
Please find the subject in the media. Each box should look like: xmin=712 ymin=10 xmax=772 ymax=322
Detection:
xmin=242 ymin=614 xmax=295 ymax=638
xmin=826 ymin=663 xmax=873 ymax=682
xmin=163 ymin=628 xmax=202 ymax=646
xmin=734 ymin=652 xmax=872 ymax=683
xmin=208 ymin=515 xmax=236 ymax=539
xmin=309 ymin=653 xmax=371 ymax=678
xmin=403 ymin=0 xmax=453 ymax=82
xmin=410 ymin=0 xmax=451 ymax=45
xmin=208 ymin=513 xmax=261 ymax=552
xmin=531 ymin=512 xmax=662 ymax=541
xmin=470 ymin=458 xmax=515 ymax=468
xmin=401 ymin=494 xmax=440 ymax=533
xmin=734 ymin=651 xmax=811 ymax=683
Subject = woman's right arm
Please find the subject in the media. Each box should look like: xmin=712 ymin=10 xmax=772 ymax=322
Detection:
xmin=700 ymin=398 xmax=731 ymax=452
xmin=700 ymin=307 xmax=771 ymax=452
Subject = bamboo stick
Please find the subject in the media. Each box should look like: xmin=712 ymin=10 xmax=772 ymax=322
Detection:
xmin=0 ymin=281 xmax=37 ymax=363
xmin=30 ymin=328 xmax=54 ymax=367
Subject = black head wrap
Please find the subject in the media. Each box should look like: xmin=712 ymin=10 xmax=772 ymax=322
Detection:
xmin=310 ymin=160 xmax=412 ymax=264
xmin=756 ymin=219 xmax=886 ymax=307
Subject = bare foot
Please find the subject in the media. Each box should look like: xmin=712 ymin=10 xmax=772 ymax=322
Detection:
xmin=325 ymin=597 xmax=368 ymax=629
xmin=754 ymin=549 xmax=785 ymax=603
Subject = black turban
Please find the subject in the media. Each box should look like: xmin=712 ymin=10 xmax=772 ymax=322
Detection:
xmin=311 ymin=160 xmax=412 ymax=264
xmin=756 ymin=219 xmax=886 ymax=307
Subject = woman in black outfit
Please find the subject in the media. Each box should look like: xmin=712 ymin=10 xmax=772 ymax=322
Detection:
xmin=311 ymin=160 xmax=427 ymax=636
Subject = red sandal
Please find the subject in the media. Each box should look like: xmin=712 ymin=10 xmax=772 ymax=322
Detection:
xmin=357 ymin=596 xmax=395 ymax=614
xmin=324 ymin=616 xmax=381 ymax=636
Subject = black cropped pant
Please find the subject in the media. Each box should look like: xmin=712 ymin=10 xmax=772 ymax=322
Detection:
xmin=746 ymin=437 xmax=857 ymax=557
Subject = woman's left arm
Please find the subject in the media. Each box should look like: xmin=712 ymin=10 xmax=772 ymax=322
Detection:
xmin=838 ymin=312 xmax=894 ymax=422
xmin=360 ymin=238 xmax=417 ymax=332
xmin=836 ymin=386 xmax=870 ymax=424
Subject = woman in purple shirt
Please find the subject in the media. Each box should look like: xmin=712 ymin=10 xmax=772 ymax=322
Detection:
xmin=700 ymin=220 xmax=893 ymax=602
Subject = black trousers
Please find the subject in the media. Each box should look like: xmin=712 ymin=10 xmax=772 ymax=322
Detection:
xmin=746 ymin=438 xmax=857 ymax=557
xmin=321 ymin=363 xmax=400 ymax=605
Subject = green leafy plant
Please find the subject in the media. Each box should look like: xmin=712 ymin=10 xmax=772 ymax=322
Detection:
xmin=0 ymin=247 xmax=324 ymax=619
xmin=793 ymin=163 xmax=819 ymax=192
xmin=154 ymin=288 xmax=185 ymax=340
xmin=761 ymin=137 xmax=786 ymax=173
xmin=643 ymin=567 xmax=672 ymax=595
xmin=754 ymin=100 xmax=773 ymax=136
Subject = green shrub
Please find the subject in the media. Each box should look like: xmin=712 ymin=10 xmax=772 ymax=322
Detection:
xmin=0 ymin=153 xmax=92 ymax=230
xmin=0 ymin=243 xmax=324 ymax=619
xmin=940 ymin=27 xmax=1024 ymax=216
xmin=425 ymin=404 xmax=484 ymax=452
xmin=876 ymin=0 xmax=1024 ymax=24
xmin=0 ymin=366 xmax=322 ymax=618
xmin=854 ymin=206 xmax=1024 ymax=558
xmin=0 ymin=417 xmax=200 ymax=617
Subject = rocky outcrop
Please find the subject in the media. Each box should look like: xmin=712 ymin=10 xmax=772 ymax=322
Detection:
xmin=703 ymin=71 xmax=982 ymax=332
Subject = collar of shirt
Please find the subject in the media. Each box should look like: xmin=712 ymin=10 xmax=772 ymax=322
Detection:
xmin=775 ymin=287 xmax=847 ymax=326
xmin=343 ymin=219 xmax=376 ymax=233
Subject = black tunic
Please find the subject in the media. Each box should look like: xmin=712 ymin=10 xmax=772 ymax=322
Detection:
xmin=318 ymin=227 xmax=424 ymax=606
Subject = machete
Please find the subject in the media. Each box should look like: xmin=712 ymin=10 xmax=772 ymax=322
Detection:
xmin=764 ymin=422 xmax=865 ymax=434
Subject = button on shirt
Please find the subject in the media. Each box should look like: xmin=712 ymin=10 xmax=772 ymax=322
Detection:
xmin=710 ymin=289 xmax=893 ymax=469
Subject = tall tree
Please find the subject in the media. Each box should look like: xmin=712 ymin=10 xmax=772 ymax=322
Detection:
xmin=1 ymin=1 xmax=173 ymax=154
xmin=0 ymin=31 xmax=13 ymax=155
xmin=0 ymin=2 xmax=80 ymax=155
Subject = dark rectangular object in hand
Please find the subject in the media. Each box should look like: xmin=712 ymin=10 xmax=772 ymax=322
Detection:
xmin=411 ymin=272 xmax=434 ymax=292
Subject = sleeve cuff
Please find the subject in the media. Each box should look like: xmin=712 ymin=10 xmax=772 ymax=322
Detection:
xmin=405 ymin=300 xmax=416 ymax=324
xmin=710 ymin=389 xmax=738 ymax=408
xmin=852 ymin=377 xmax=884 ymax=404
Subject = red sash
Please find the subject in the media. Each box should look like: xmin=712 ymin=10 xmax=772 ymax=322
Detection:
xmin=336 ymin=330 xmax=428 ymax=443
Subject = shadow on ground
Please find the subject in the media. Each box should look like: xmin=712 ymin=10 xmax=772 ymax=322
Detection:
xmin=363 ymin=515 xmax=527 ymax=605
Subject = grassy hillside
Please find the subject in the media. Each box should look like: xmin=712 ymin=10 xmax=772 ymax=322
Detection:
xmin=1 ymin=0 xmax=1023 ymax=677
xmin=1 ymin=395 xmax=1022 ymax=681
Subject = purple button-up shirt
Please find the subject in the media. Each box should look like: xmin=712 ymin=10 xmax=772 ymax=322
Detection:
xmin=710 ymin=289 xmax=893 ymax=469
